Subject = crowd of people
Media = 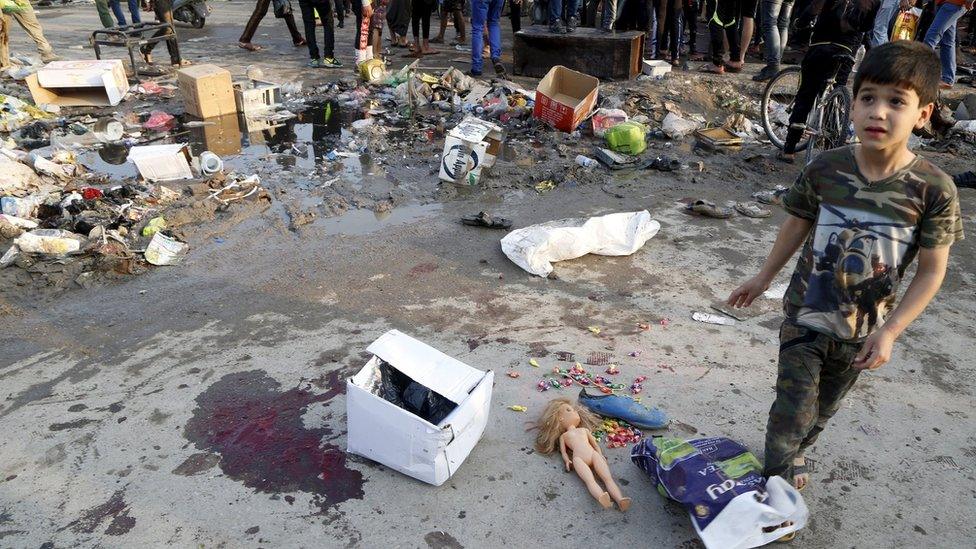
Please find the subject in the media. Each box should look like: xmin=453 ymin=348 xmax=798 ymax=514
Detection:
xmin=0 ymin=0 xmax=972 ymax=91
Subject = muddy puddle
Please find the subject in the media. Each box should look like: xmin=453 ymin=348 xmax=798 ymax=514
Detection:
xmin=31 ymin=101 xmax=379 ymax=183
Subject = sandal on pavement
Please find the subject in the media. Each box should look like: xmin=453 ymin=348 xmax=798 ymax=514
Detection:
xmin=686 ymin=199 xmax=733 ymax=219
xmin=752 ymin=185 xmax=788 ymax=205
xmin=701 ymin=63 xmax=725 ymax=74
xmin=238 ymin=42 xmax=262 ymax=52
xmin=461 ymin=211 xmax=512 ymax=230
xmin=735 ymin=201 xmax=771 ymax=218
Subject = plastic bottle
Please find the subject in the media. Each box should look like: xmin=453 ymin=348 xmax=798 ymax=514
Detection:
xmin=575 ymin=155 xmax=598 ymax=168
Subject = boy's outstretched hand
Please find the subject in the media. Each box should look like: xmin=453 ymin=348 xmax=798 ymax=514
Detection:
xmin=853 ymin=328 xmax=895 ymax=370
xmin=727 ymin=275 xmax=771 ymax=309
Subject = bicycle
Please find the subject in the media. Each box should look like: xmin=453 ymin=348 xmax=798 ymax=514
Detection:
xmin=760 ymin=53 xmax=854 ymax=165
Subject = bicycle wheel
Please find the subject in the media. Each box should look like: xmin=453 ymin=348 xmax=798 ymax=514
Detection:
xmin=761 ymin=66 xmax=810 ymax=152
xmin=805 ymin=85 xmax=853 ymax=165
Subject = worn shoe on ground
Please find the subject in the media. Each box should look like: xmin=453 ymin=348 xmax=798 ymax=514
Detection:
xmin=578 ymin=388 xmax=669 ymax=429
xmin=567 ymin=16 xmax=578 ymax=32
xmin=322 ymin=57 xmax=343 ymax=68
xmin=753 ymin=64 xmax=780 ymax=82
xmin=549 ymin=21 xmax=566 ymax=34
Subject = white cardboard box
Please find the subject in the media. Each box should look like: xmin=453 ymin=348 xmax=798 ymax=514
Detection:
xmin=346 ymin=330 xmax=494 ymax=486
xmin=642 ymin=59 xmax=672 ymax=78
xmin=127 ymin=143 xmax=193 ymax=182
xmin=438 ymin=116 xmax=504 ymax=186
xmin=27 ymin=59 xmax=130 ymax=107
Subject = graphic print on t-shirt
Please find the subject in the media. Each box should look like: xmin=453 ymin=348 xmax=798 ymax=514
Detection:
xmin=797 ymin=203 xmax=915 ymax=336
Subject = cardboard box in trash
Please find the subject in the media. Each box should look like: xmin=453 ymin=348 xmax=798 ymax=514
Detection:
xmin=127 ymin=143 xmax=193 ymax=182
xmin=533 ymin=65 xmax=599 ymax=133
xmin=233 ymin=80 xmax=281 ymax=114
xmin=177 ymin=64 xmax=237 ymax=119
xmin=438 ymin=116 xmax=505 ymax=186
xmin=346 ymin=330 xmax=494 ymax=486
xmin=26 ymin=59 xmax=129 ymax=107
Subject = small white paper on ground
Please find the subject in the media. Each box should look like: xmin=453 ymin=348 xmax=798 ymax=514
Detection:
xmin=500 ymin=210 xmax=661 ymax=277
xmin=692 ymin=312 xmax=736 ymax=326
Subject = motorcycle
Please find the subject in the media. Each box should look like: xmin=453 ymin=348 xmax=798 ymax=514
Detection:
xmin=172 ymin=0 xmax=210 ymax=28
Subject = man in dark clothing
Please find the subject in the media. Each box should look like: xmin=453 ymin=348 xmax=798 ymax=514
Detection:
xmin=704 ymin=0 xmax=742 ymax=73
xmin=140 ymin=0 xmax=185 ymax=66
xmin=239 ymin=0 xmax=306 ymax=51
xmin=780 ymin=0 xmax=882 ymax=161
xmin=299 ymin=0 xmax=343 ymax=67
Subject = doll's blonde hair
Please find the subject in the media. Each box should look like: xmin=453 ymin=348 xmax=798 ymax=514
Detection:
xmin=533 ymin=398 xmax=601 ymax=455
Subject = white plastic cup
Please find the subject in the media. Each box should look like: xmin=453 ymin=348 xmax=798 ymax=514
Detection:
xmin=199 ymin=151 xmax=223 ymax=176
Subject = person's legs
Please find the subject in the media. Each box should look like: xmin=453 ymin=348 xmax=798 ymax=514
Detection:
xmin=298 ymin=0 xmax=321 ymax=58
xmin=434 ymin=0 xmax=452 ymax=41
xmin=240 ymin=0 xmax=272 ymax=43
xmin=783 ymin=45 xmax=840 ymax=154
xmin=10 ymin=5 xmax=56 ymax=59
xmin=411 ymin=0 xmax=422 ymax=43
xmin=109 ymin=0 xmax=127 ymax=25
xmin=509 ymin=0 xmax=521 ymax=33
xmin=157 ymin=0 xmax=181 ymax=64
xmin=602 ymin=0 xmax=618 ymax=29
xmin=655 ymin=0 xmax=668 ymax=57
xmin=487 ymin=0 xmax=502 ymax=59
xmin=684 ymin=0 xmax=698 ymax=52
xmin=421 ymin=0 xmax=431 ymax=40
xmin=923 ymin=3 xmax=965 ymax=85
xmin=470 ymin=0 xmax=487 ymax=73
xmin=868 ymin=0 xmax=899 ymax=47
xmin=350 ymin=0 xmax=365 ymax=48
xmin=283 ymin=13 xmax=306 ymax=43
xmin=564 ymin=0 xmax=579 ymax=27
xmin=334 ymin=0 xmax=345 ymax=26
xmin=796 ymin=338 xmax=861 ymax=457
xmin=316 ymin=0 xmax=336 ymax=58
xmin=95 ymin=0 xmax=116 ymax=28
xmin=549 ymin=0 xmax=562 ymax=26
xmin=127 ymin=0 xmax=141 ymax=23
xmin=761 ymin=321 xmax=827 ymax=482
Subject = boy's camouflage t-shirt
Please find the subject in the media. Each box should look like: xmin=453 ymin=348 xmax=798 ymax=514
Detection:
xmin=781 ymin=146 xmax=963 ymax=340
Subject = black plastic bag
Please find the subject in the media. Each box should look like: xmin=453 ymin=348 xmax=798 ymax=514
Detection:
xmin=378 ymin=361 xmax=457 ymax=425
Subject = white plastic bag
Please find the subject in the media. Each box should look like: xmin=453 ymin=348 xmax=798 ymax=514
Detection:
xmin=699 ymin=476 xmax=809 ymax=549
xmin=500 ymin=210 xmax=661 ymax=277
xmin=14 ymin=229 xmax=82 ymax=255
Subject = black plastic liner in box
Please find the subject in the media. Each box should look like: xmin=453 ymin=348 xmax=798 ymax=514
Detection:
xmin=377 ymin=360 xmax=458 ymax=425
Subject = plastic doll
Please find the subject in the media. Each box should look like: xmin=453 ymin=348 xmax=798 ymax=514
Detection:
xmin=534 ymin=398 xmax=631 ymax=511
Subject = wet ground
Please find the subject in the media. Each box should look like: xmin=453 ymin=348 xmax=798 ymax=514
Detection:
xmin=2 ymin=3 xmax=976 ymax=548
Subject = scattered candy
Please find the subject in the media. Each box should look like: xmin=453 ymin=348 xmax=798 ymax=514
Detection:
xmin=637 ymin=322 xmax=651 ymax=331
xmin=507 ymin=371 xmax=520 ymax=378
xmin=529 ymin=358 xmax=540 ymax=368
xmin=629 ymin=351 xmax=642 ymax=358
xmin=660 ymin=318 xmax=670 ymax=327
xmin=509 ymin=405 xmax=527 ymax=412
xmin=605 ymin=364 xmax=620 ymax=375
xmin=594 ymin=419 xmax=643 ymax=448
xmin=587 ymin=326 xmax=602 ymax=334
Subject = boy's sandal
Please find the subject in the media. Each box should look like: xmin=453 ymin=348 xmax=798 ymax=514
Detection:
xmin=700 ymin=64 xmax=725 ymax=74
xmin=724 ymin=62 xmax=743 ymax=73
xmin=461 ymin=211 xmax=512 ymax=229
xmin=735 ymin=201 xmax=772 ymax=218
xmin=238 ymin=42 xmax=262 ymax=51
xmin=686 ymin=199 xmax=733 ymax=219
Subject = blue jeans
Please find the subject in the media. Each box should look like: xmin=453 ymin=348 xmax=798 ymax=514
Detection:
xmin=761 ymin=0 xmax=792 ymax=66
xmin=549 ymin=0 xmax=579 ymax=24
xmin=471 ymin=0 xmax=502 ymax=74
xmin=868 ymin=0 xmax=899 ymax=46
xmin=109 ymin=0 xmax=142 ymax=25
xmin=923 ymin=3 xmax=966 ymax=84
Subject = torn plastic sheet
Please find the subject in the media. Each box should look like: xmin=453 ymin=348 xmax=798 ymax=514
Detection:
xmin=500 ymin=211 xmax=661 ymax=277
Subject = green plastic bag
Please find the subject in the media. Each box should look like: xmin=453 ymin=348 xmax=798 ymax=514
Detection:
xmin=604 ymin=121 xmax=647 ymax=155
xmin=0 ymin=0 xmax=30 ymax=14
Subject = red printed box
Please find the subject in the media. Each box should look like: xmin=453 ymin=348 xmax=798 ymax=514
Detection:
xmin=533 ymin=65 xmax=599 ymax=133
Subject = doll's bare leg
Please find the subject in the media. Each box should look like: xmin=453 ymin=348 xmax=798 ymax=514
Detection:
xmin=572 ymin=457 xmax=612 ymax=509
xmin=593 ymin=455 xmax=631 ymax=511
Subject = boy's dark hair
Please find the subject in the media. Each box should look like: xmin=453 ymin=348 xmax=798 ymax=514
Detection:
xmin=853 ymin=41 xmax=941 ymax=107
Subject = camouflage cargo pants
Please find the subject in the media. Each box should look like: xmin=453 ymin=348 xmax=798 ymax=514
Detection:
xmin=762 ymin=320 xmax=862 ymax=480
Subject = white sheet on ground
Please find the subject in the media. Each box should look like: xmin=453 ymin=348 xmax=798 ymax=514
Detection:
xmin=500 ymin=210 xmax=660 ymax=277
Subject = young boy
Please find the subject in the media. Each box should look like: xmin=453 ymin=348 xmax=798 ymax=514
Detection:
xmin=728 ymin=40 xmax=963 ymax=493
xmin=778 ymin=0 xmax=882 ymax=162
